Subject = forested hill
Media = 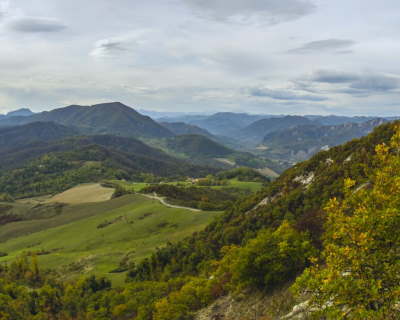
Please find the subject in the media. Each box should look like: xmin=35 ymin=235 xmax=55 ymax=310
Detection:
xmin=0 ymin=135 xmax=215 ymax=198
xmin=127 ymin=121 xmax=397 ymax=281
xmin=0 ymin=102 xmax=174 ymax=139
xmin=0 ymin=122 xmax=77 ymax=150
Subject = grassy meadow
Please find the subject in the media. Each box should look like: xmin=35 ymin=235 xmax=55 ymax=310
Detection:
xmin=0 ymin=193 xmax=220 ymax=285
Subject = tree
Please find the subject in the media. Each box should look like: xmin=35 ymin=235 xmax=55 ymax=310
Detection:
xmin=294 ymin=127 xmax=400 ymax=319
xmin=216 ymin=221 xmax=316 ymax=293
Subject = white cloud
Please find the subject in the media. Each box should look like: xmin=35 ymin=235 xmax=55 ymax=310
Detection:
xmin=1 ymin=0 xmax=400 ymax=116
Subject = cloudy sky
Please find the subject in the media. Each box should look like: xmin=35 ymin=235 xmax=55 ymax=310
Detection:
xmin=0 ymin=0 xmax=400 ymax=115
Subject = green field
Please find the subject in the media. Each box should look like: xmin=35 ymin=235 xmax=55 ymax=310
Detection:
xmin=0 ymin=194 xmax=220 ymax=284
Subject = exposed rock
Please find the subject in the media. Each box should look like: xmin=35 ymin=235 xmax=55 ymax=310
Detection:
xmin=293 ymin=172 xmax=314 ymax=186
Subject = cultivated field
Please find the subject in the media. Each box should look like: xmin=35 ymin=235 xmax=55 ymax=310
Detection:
xmin=47 ymin=183 xmax=115 ymax=204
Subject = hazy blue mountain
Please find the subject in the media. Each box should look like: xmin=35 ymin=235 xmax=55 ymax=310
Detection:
xmin=0 ymin=102 xmax=174 ymax=139
xmin=238 ymin=115 xmax=314 ymax=144
xmin=261 ymin=118 xmax=387 ymax=162
xmin=6 ymin=108 xmax=35 ymax=118
xmin=161 ymin=122 xmax=214 ymax=138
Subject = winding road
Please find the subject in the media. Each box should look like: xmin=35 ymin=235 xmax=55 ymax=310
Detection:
xmin=141 ymin=193 xmax=201 ymax=212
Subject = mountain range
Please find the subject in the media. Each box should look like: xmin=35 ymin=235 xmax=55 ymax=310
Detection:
xmin=0 ymin=102 xmax=174 ymax=139
xmin=260 ymin=118 xmax=387 ymax=162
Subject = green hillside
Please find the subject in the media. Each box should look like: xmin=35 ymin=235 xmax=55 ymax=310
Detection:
xmin=0 ymin=122 xmax=77 ymax=150
xmin=0 ymin=194 xmax=220 ymax=284
xmin=0 ymin=135 xmax=215 ymax=198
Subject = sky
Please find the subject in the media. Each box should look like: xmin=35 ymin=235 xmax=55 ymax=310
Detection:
xmin=0 ymin=0 xmax=400 ymax=116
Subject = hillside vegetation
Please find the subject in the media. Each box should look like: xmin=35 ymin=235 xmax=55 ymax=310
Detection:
xmin=0 ymin=134 xmax=215 ymax=198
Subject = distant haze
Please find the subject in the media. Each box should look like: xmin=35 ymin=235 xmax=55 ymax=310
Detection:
xmin=0 ymin=0 xmax=400 ymax=116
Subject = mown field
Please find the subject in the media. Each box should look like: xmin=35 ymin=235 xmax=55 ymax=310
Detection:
xmin=0 ymin=193 xmax=220 ymax=285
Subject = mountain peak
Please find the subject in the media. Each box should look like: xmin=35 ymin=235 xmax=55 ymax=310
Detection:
xmin=6 ymin=108 xmax=34 ymax=117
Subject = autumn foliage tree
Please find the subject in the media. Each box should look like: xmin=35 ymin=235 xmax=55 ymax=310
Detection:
xmin=294 ymin=127 xmax=400 ymax=319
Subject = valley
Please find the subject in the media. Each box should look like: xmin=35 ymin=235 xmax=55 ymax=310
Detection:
xmin=0 ymin=102 xmax=398 ymax=319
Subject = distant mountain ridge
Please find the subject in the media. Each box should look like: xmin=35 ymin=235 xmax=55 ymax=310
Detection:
xmin=261 ymin=118 xmax=387 ymax=162
xmin=238 ymin=115 xmax=314 ymax=144
xmin=161 ymin=122 xmax=214 ymax=138
xmin=0 ymin=102 xmax=174 ymax=139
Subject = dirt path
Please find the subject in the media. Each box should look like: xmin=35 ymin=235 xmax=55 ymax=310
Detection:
xmin=141 ymin=193 xmax=201 ymax=212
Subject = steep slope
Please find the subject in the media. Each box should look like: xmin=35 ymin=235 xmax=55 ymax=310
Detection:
xmin=0 ymin=122 xmax=77 ymax=150
xmin=0 ymin=135 xmax=215 ymax=198
xmin=0 ymin=102 xmax=174 ymax=139
xmin=161 ymin=122 xmax=214 ymax=138
xmin=239 ymin=115 xmax=314 ymax=144
xmin=262 ymin=118 xmax=386 ymax=162
xmin=127 ymin=121 xmax=397 ymax=283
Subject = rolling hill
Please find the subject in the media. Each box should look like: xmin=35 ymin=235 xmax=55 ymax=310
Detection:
xmin=0 ymin=134 xmax=216 ymax=198
xmin=0 ymin=193 xmax=220 ymax=284
xmin=0 ymin=102 xmax=174 ymax=139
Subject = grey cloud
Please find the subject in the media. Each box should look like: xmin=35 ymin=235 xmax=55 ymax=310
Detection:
xmin=184 ymin=0 xmax=315 ymax=24
xmin=350 ymin=75 xmax=399 ymax=92
xmin=311 ymin=70 xmax=359 ymax=83
xmin=7 ymin=17 xmax=67 ymax=33
xmin=289 ymin=39 xmax=355 ymax=54
xmin=307 ymin=70 xmax=400 ymax=96
xmin=249 ymin=87 xmax=327 ymax=101
xmin=90 ymin=39 xmax=128 ymax=58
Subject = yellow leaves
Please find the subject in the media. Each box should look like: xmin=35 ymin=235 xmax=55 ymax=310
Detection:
xmin=344 ymin=178 xmax=356 ymax=191
xmin=375 ymin=143 xmax=389 ymax=159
